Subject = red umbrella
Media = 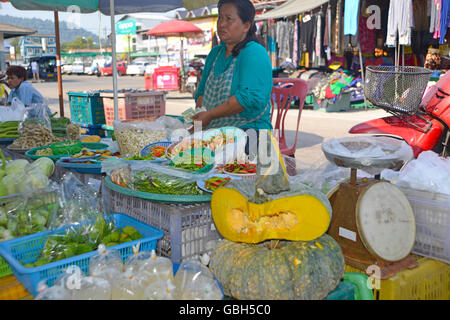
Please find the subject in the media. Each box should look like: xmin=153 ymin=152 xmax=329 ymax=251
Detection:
xmin=147 ymin=20 xmax=203 ymax=37
xmin=147 ymin=20 xmax=204 ymax=91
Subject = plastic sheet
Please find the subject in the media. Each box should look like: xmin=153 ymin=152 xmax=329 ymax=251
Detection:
xmin=321 ymin=136 xmax=414 ymax=175
xmin=0 ymin=98 xmax=25 ymax=122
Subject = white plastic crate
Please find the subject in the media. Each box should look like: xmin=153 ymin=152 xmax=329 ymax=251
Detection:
xmin=400 ymin=186 xmax=450 ymax=264
xmin=102 ymin=184 xmax=222 ymax=264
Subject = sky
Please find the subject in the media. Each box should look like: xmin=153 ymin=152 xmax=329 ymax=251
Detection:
xmin=0 ymin=2 xmax=125 ymax=37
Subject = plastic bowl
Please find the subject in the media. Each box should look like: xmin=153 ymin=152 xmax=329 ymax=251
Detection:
xmin=50 ymin=140 xmax=82 ymax=155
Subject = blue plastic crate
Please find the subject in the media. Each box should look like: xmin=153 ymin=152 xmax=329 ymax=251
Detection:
xmin=0 ymin=213 xmax=164 ymax=297
xmin=68 ymin=91 xmax=106 ymax=126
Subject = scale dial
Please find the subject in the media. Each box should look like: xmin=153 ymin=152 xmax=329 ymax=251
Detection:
xmin=356 ymin=181 xmax=416 ymax=262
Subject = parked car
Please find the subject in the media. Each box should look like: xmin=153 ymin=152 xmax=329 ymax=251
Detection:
xmin=71 ymin=61 xmax=85 ymax=75
xmin=61 ymin=64 xmax=73 ymax=74
xmin=101 ymin=62 xmax=127 ymax=76
xmin=126 ymin=61 xmax=148 ymax=76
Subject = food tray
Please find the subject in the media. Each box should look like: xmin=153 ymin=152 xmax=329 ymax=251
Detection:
xmin=25 ymin=143 xmax=109 ymax=162
xmin=55 ymin=158 xmax=102 ymax=175
xmin=104 ymin=176 xmax=211 ymax=204
xmin=0 ymin=138 xmax=17 ymax=145
xmin=102 ymin=185 xmax=221 ymax=264
xmin=6 ymin=145 xmax=30 ymax=154
xmin=0 ymin=213 xmax=164 ymax=297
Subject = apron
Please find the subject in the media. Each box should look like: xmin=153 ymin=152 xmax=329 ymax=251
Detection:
xmin=202 ymin=46 xmax=270 ymax=129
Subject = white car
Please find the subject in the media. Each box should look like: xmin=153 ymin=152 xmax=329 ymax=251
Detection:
xmin=71 ymin=62 xmax=84 ymax=74
xmin=126 ymin=61 xmax=148 ymax=76
xmin=61 ymin=64 xmax=73 ymax=74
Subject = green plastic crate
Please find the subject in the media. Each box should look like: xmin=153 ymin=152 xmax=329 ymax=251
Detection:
xmin=68 ymin=91 xmax=106 ymax=126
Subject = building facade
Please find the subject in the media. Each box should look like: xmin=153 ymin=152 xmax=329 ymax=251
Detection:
xmin=19 ymin=34 xmax=56 ymax=63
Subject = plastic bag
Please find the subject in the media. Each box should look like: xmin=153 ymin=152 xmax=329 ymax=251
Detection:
xmin=110 ymin=270 xmax=147 ymax=300
xmin=113 ymin=119 xmax=167 ymax=156
xmin=155 ymin=115 xmax=189 ymax=142
xmin=172 ymin=256 xmax=223 ymax=300
xmin=0 ymin=183 xmax=59 ymax=241
xmin=19 ymin=102 xmax=52 ymax=134
xmin=253 ymin=130 xmax=290 ymax=200
xmin=51 ymin=172 xmax=102 ymax=228
xmin=138 ymin=250 xmax=174 ymax=286
xmin=0 ymin=97 xmax=26 ymax=122
xmin=382 ymin=150 xmax=450 ymax=195
xmin=89 ymin=244 xmax=124 ymax=285
xmin=71 ymin=276 xmax=111 ymax=300
xmin=142 ymin=279 xmax=176 ymax=300
xmin=35 ymin=281 xmax=71 ymax=300
xmin=124 ymin=243 xmax=153 ymax=274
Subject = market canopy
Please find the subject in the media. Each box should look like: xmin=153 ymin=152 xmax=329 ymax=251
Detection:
xmin=256 ymin=0 xmax=328 ymax=20
xmin=8 ymin=0 xmax=219 ymax=14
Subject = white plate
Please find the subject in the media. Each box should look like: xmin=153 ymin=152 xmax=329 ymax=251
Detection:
xmin=196 ymin=173 xmax=241 ymax=193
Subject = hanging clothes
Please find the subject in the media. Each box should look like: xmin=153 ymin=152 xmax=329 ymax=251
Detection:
xmin=439 ymin=0 xmax=450 ymax=44
xmin=430 ymin=0 xmax=441 ymax=38
xmin=344 ymin=0 xmax=361 ymax=36
xmin=335 ymin=0 xmax=343 ymax=55
xmin=293 ymin=18 xmax=299 ymax=66
xmin=300 ymin=14 xmax=316 ymax=58
xmin=359 ymin=15 xmax=376 ymax=54
xmin=386 ymin=0 xmax=414 ymax=46
xmin=325 ymin=4 xmax=332 ymax=60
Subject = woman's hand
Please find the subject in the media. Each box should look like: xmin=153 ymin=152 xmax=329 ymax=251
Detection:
xmin=191 ymin=110 xmax=213 ymax=129
xmin=195 ymin=95 xmax=203 ymax=109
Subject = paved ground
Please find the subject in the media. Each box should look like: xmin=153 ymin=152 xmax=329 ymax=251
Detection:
xmin=33 ymin=74 xmax=391 ymax=171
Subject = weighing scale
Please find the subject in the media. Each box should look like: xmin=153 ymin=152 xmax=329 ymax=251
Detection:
xmin=322 ymin=137 xmax=418 ymax=280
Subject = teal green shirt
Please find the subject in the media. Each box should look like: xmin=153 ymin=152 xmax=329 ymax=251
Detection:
xmin=195 ymin=41 xmax=273 ymax=130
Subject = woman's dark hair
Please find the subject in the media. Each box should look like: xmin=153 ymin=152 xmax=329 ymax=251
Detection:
xmin=218 ymin=0 xmax=258 ymax=57
xmin=6 ymin=65 xmax=28 ymax=80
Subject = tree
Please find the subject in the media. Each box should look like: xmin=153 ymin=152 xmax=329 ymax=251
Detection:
xmin=62 ymin=36 xmax=98 ymax=51
xmin=8 ymin=37 xmax=21 ymax=58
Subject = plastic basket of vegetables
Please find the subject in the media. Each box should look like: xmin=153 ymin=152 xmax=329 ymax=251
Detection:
xmin=0 ymin=213 xmax=164 ymax=296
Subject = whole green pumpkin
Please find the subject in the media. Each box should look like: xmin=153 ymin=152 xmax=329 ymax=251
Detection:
xmin=209 ymin=233 xmax=345 ymax=300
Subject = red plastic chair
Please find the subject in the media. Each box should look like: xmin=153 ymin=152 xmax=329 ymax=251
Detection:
xmin=271 ymin=78 xmax=309 ymax=158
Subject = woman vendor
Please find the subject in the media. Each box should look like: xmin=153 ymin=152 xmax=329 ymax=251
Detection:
xmin=6 ymin=65 xmax=44 ymax=107
xmin=192 ymin=0 xmax=273 ymax=135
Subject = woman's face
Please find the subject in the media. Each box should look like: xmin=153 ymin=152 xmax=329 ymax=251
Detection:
xmin=7 ymin=74 xmax=23 ymax=89
xmin=217 ymin=3 xmax=251 ymax=47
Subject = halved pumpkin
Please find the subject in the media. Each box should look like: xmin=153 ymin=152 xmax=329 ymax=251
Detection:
xmin=211 ymin=183 xmax=331 ymax=243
